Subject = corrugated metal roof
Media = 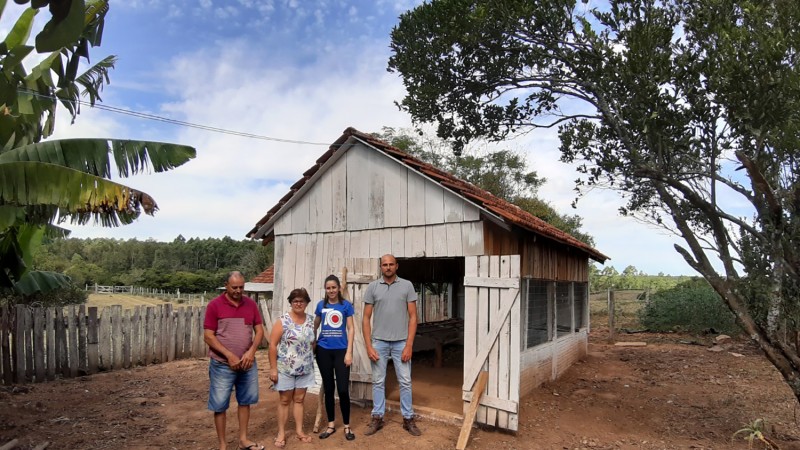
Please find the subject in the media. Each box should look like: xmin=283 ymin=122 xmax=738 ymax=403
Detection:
xmin=247 ymin=127 xmax=608 ymax=262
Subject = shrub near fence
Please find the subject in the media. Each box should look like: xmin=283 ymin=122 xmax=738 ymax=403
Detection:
xmin=0 ymin=300 xmax=273 ymax=385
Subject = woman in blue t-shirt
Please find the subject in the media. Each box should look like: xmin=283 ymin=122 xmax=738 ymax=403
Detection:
xmin=313 ymin=274 xmax=356 ymax=441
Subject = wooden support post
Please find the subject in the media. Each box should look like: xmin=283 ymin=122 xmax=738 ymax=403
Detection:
xmin=607 ymin=289 xmax=616 ymax=343
xmin=456 ymin=370 xmax=489 ymax=450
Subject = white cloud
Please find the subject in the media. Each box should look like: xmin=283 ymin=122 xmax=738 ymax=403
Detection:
xmin=54 ymin=0 xmax=706 ymax=275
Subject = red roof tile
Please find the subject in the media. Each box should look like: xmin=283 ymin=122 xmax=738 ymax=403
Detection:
xmin=248 ymin=127 xmax=608 ymax=262
xmin=250 ymin=265 xmax=274 ymax=284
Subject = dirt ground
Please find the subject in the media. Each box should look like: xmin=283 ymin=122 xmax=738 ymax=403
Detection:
xmin=2 ymin=329 xmax=800 ymax=450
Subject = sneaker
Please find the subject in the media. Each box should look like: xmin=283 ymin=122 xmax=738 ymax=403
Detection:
xmin=364 ymin=415 xmax=384 ymax=436
xmin=403 ymin=417 xmax=422 ymax=436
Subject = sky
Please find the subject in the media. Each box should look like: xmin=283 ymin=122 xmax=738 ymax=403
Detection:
xmin=4 ymin=0 xmax=706 ymax=276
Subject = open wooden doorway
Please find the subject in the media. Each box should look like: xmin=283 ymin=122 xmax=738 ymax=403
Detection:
xmin=383 ymin=257 xmax=465 ymax=416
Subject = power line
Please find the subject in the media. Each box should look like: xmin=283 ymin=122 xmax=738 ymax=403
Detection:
xmin=17 ymin=88 xmax=331 ymax=146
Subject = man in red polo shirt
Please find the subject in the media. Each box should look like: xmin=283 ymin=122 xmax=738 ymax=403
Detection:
xmin=204 ymin=271 xmax=265 ymax=450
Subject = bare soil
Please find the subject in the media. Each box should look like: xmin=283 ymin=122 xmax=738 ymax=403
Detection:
xmin=2 ymin=329 xmax=800 ymax=450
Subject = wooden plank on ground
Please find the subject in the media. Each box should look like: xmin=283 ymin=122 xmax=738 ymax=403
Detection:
xmin=614 ymin=342 xmax=647 ymax=347
xmin=456 ymin=371 xmax=489 ymax=450
xmin=0 ymin=438 xmax=19 ymax=450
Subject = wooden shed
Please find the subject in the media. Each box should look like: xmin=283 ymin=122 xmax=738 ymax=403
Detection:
xmin=247 ymin=128 xmax=608 ymax=431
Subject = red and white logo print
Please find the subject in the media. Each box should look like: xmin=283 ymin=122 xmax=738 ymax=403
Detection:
xmin=323 ymin=308 xmax=344 ymax=329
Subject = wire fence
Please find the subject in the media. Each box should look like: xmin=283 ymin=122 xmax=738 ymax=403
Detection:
xmin=589 ymin=289 xmax=649 ymax=331
xmin=88 ymin=285 xmax=214 ymax=305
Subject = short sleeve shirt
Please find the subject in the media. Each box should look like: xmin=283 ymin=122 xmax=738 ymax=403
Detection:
xmin=364 ymin=276 xmax=417 ymax=341
xmin=315 ymin=299 xmax=354 ymax=350
xmin=203 ymin=294 xmax=263 ymax=363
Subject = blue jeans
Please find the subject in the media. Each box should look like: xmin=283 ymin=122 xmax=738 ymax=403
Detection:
xmin=208 ymin=358 xmax=259 ymax=412
xmin=370 ymin=339 xmax=414 ymax=418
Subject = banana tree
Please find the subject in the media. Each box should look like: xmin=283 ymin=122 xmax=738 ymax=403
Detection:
xmin=0 ymin=1 xmax=197 ymax=295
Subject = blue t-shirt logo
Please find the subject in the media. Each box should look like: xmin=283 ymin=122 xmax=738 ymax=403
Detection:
xmin=323 ymin=308 xmax=344 ymax=329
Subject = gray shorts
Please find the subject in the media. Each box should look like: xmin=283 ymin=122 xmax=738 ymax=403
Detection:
xmin=275 ymin=371 xmax=315 ymax=392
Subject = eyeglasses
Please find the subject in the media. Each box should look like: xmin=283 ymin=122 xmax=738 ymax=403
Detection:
xmin=290 ymin=300 xmax=306 ymax=305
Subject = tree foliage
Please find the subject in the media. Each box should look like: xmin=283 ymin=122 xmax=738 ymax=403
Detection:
xmin=0 ymin=1 xmax=196 ymax=296
xmin=34 ymin=236 xmax=274 ymax=293
xmin=389 ymin=0 xmax=800 ymax=403
xmin=373 ymin=127 xmax=594 ymax=245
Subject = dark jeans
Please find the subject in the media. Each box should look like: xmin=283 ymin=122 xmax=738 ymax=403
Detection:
xmin=315 ymin=347 xmax=351 ymax=424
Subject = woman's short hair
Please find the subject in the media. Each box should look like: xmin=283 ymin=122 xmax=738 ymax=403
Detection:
xmin=287 ymin=287 xmax=311 ymax=303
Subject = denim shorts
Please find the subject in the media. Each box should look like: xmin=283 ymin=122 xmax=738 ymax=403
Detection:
xmin=275 ymin=370 xmax=315 ymax=392
xmin=208 ymin=358 xmax=259 ymax=412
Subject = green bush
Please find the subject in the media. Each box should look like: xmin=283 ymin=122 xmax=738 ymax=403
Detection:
xmin=0 ymin=282 xmax=88 ymax=307
xmin=638 ymin=278 xmax=739 ymax=334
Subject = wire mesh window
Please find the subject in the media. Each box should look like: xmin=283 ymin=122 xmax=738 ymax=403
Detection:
xmin=526 ymin=280 xmax=550 ymax=348
xmin=555 ymin=282 xmax=572 ymax=338
xmin=573 ymin=282 xmax=588 ymax=330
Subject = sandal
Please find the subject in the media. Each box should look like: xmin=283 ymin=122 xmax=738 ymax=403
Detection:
xmin=296 ymin=434 xmax=313 ymax=443
xmin=319 ymin=426 xmax=336 ymax=439
xmin=344 ymin=426 xmax=355 ymax=441
xmin=239 ymin=444 xmax=265 ymax=450
xmin=273 ymin=438 xmax=285 ymax=449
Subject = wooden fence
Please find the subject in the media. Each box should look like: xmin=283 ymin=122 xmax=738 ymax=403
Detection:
xmin=0 ymin=300 xmax=273 ymax=385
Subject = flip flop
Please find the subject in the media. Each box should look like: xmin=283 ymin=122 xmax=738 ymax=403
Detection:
xmin=273 ymin=438 xmax=285 ymax=449
xmin=296 ymin=434 xmax=313 ymax=443
xmin=319 ymin=426 xmax=336 ymax=439
xmin=239 ymin=444 xmax=265 ymax=450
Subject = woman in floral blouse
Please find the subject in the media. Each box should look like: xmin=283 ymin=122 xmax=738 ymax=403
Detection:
xmin=268 ymin=287 xmax=316 ymax=447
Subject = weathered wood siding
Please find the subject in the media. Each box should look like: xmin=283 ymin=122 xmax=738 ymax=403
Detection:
xmin=483 ymin=221 xmax=590 ymax=282
xmin=272 ymin=224 xmax=484 ymax=306
xmin=273 ymin=143 xmax=481 ymax=237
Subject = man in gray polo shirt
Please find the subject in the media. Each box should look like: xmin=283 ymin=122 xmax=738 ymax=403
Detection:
xmin=362 ymin=254 xmax=422 ymax=436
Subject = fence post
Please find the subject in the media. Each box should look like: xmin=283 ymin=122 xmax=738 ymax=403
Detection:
xmin=607 ymin=289 xmax=616 ymax=343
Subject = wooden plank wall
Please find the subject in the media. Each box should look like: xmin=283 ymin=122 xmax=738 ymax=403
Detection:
xmin=271 ymin=223 xmax=484 ymax=307
xmin=0 ymin=303 xmax=214 ymax=385
xmin=273 ymin=143 xmax=483 ymax=237
xmin=482 ymin=222 xmax=591 ymax=282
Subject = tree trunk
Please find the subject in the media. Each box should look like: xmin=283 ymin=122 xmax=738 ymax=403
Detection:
xmin=716 ymin=282 xmax=800 ymax=405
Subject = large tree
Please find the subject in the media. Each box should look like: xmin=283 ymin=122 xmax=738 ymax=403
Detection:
xmin=0 ymin=0 xmax=196 ymax=295
xmin=389 ymin=0 xmax=800 ymax=403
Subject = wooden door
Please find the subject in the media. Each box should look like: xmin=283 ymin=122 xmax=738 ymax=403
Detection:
xmin=331 ymin=257 xmax=379 ymax=402
xmin=462 ymin=255 xmax=521 ymax=431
